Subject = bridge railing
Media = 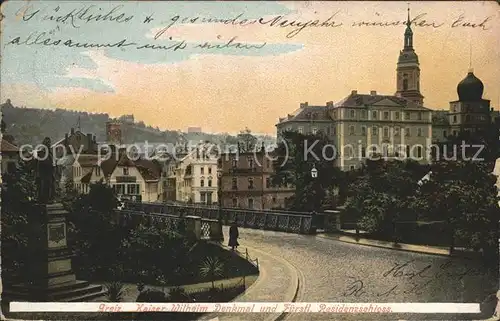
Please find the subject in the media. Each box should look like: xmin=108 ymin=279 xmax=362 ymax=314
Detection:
xmin=112 ymin=210 xmax=224 ymax=242
xmin=122 ymin=201 xmax=317 ymax=234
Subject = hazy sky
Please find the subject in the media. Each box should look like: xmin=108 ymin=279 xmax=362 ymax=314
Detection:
xmin=1 ymin=1 xmax=499 ymax=135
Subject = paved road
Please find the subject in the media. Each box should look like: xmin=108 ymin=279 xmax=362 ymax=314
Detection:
xmin=231 ymin=228 xmax=497 ymax=321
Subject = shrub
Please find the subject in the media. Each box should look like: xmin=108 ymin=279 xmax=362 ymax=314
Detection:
xmin=136 ymin=289 xmax=168 ymax=302
xmin=199 ymin=256 xmax=225 ymax=289
xmin=105 ymin=281 xmax=125 ymax=302
xmin=167 ymin=286 xmax=191 ymax=302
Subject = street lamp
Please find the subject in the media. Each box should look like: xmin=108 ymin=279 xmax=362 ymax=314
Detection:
xmin=310 ymin=163 xmax=318 ymax=233
xmin=217 ymin=168 xmax=223 ymax=223
xmin=311 ymin=164 xmax=318 ymax=178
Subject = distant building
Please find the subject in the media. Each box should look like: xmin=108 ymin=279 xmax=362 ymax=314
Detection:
xmin=447 ymin=69 xmax=496 ymax=136
xmin=52 ymin=127 xmax=99 ymax=157
xmin=106 ymin=120 xmax=122 ymax=145
xmin=219 ymin=145 xmax=294 ymax=210
xmin=173 ymin=144 xmax=218 ymax=204
xmin=430 ymin=69 xmax=498 ymax=143
xmin=275 ymin=8 xmax=500 ymax=170
xmin=77 ymin=149 xmax=163 ymax=202
xmin=1 ymin=139 xmax=20 ymax=174
xmin=119 ymin=114 xmax=135 ymax=124
xmin=276 ymin=102 xmax=334 ymax=140
xmin=188 ymin=127 xmax=202 ymax=133
xmin=51 ymin=127 xmax=99 ymax=191
xmin=72 ymin=154 xmax=101 ymax=194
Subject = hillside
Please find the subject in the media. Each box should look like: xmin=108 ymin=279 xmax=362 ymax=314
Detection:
xmin=0 ymin=100 xmax=275 ymax=147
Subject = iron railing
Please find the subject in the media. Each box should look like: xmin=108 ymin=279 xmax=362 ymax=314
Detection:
xmin=122 ymin=201 xmax=318 ymax=234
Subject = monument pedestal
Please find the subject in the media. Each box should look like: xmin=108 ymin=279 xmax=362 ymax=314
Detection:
xmin=3 ymin=203 xmax=106 ymax=302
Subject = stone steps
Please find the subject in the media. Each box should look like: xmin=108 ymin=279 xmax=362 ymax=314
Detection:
xmin=3 ymin=280 xmax=107 ymax=302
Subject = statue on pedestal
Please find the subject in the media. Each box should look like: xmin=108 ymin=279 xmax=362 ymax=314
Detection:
xmin=35 ymin=137 xmax=56 ymax=204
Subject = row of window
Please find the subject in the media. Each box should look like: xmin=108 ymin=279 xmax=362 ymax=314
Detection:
xmin=286 ymin=125 xmax=425 ymax=137
xmin=74 ymin=183 xmax=89 ymax=194
xmin=231 ymin=197 xmax=277 ymax=208
xmin=231 ymin=177 xmax=273 ymax=190
xmin=200 ymin=192 xmax=214 ymax=203
xmin=348 ymin=126 xmax=424 ymax=137
xmin=113 ymin=183 xmax=140 ymax=195
xmin=200 ymin=179 xmax=213 ymax=187
xmin=200 ymin=166 xmax=214 ymax=175
xmin=452 ymin=114 xmax=487 ymax=123
xmin=333 ymin=110 xmax=425 ymax=121
xmin=72 ymin=165 xmax=108 ymax=178
xmin=231 ymin=158 xmax=272 ymax=168
xmin=342 ymin=146 xmax=424 ymax=158
xmin=450 ymin=104 xmax=489 ymax=113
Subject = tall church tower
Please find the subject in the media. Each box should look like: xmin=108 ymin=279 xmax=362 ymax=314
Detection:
xmin=395 ymin=7 xmax=424 ymax=105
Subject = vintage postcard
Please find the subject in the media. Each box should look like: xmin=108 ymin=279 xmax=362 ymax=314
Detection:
xmin=1 ymin=1 xmax=499 ymax=321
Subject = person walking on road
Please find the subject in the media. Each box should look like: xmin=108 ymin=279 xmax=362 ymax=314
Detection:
xmin=228 ymin=220 xmax=239 ymax=251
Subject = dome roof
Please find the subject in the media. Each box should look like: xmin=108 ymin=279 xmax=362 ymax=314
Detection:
xmin=457 ymin=70 xmax=484 ymax=101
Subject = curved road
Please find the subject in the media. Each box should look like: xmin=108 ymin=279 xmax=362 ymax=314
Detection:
xmin=228 ymin=227 xmax=497 ymax=320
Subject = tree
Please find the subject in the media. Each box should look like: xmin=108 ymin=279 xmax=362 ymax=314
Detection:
xmin=68 ymin=182 xmax=121 ymax=277
xmin=344 ymin=159 xmax=426 ymax=239
xmin=436 ymin=121 xmax=500 ymax=165
xmin=199 ymin=256 xmax=225 ymax=289
xmin=236 ymin=127 xmax=258 ymax=152
xmin=1 ymin=159 xmax=37 ymax=280
xmin=417 ymin=160 xmax=499 ymax=260
xmin=272 ymin=130 xmax=342 ymax=212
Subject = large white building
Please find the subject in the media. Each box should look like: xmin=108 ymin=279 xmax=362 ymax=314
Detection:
xmin=276 ymin=9 xmax=432 ymax=170
xmin=172 ymin=144 xmax=219 ymax=204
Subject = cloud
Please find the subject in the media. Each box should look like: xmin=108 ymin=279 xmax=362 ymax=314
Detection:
xmin=1 ymin=1 xmax=301 ymax=92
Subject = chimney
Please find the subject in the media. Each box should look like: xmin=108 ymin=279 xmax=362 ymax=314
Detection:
xmin=370 ymin=90 xmax=377 ymax=96
xmin=261 ymin=141 xmax=265 ymax=153
xmin=64 ymin=133 xmax=68 ymax=146
xmin=326 ymin=101 xmax=334 ymax=108
xmin=71 ymin=128 xmax=75 ymax=135
xmin=300 ymin=102 xmax=308 ymax=108
xmin=351 ymin=90 xmax=357 ymax=95
xmin=93 ymin=135 xmax=96 ymax=143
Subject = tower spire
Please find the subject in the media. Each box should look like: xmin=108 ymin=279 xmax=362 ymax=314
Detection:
xmin=407 ymin=3 xmax=411 ymax=25
xmin=404 ymin=3 xmax=413 ymax=49
xmin=468 ymin=39 xmax=473 ymax=73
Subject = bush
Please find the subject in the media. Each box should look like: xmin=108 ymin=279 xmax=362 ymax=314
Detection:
xmin=105 ymin=281 xmax=125 ymax=302
xmin=136 ymin=289 xmax=168 ymax=302
xmin=167 ymin=287 xmax=191 ymax=302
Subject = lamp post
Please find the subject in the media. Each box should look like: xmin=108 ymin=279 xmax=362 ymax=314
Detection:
xmin=217 ymin=168 xmax=223 ymax=223
xmin=310 ymin=164 xmax=318 ymax=234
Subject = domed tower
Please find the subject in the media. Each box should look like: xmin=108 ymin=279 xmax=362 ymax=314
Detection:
xmin=395 ymin=7 xmax=424 ymax=106
xmin=448 ymin=69 xmax=491 ymax=135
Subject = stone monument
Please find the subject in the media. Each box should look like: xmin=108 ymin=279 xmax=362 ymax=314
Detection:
xmin=4 ymin=138 xmax=106 ymax=302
